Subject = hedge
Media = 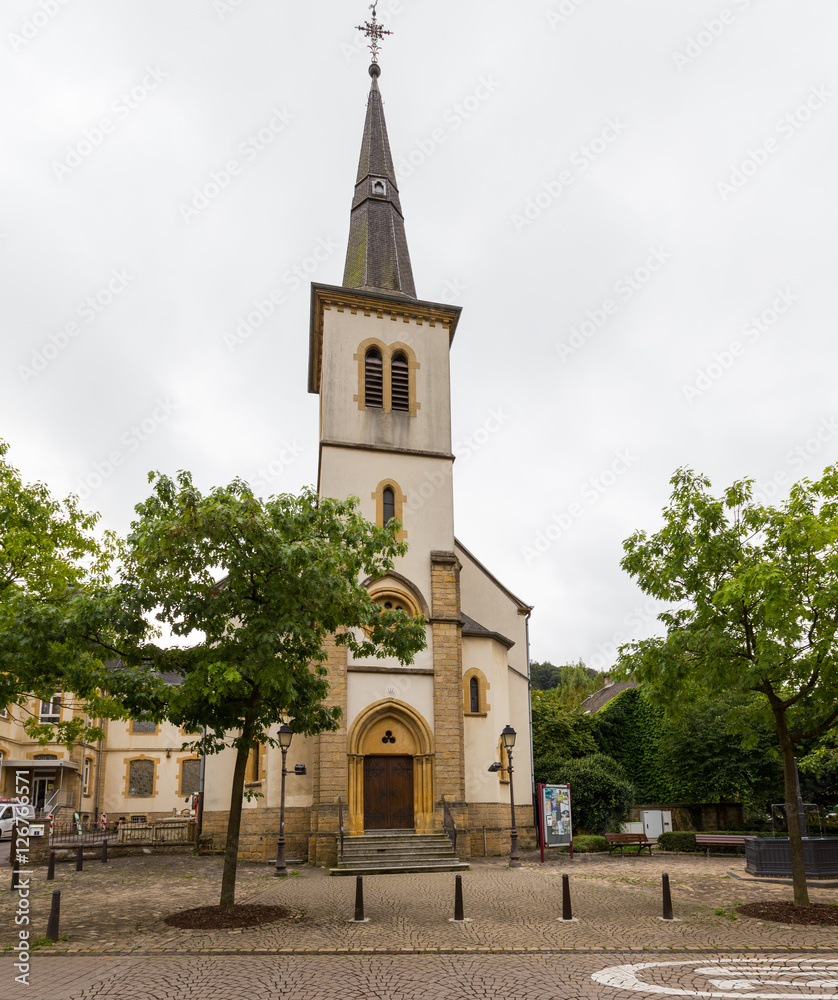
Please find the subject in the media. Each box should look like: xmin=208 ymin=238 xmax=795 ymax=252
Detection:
xmin=558 ymin=835 xmax=608 ymax=853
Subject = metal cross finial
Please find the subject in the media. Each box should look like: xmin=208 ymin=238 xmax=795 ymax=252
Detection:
xmin=356 ymin=2 xmax=392 ymax=64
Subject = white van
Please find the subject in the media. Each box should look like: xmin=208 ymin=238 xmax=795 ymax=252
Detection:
xmin=0 ymin=802 xmax=34 ymax=840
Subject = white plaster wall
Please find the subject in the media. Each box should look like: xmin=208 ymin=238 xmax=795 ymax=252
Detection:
xmin=320 ymin=310 xmax=453 ymax=455
xmin=463 ymin=636 xmax=510 ymax=804
xmin=320 ymin=448 xmax=455 ymax=601
xmin=346 ymin=673 xmax=434 ymax=731
xmin=457 ymin=542 xmax=530 ymax=676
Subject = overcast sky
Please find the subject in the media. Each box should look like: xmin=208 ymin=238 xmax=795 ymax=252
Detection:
xmin=3 ymin=0 xmax=837 ymax=668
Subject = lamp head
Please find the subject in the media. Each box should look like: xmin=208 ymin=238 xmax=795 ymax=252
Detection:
xmin=487 ymin=761 xmax=503 ymax=773
xmin=501 ymin=724 xmax=517 ymax=749
xmin=278 ymin=723 xmax=293 ymax=749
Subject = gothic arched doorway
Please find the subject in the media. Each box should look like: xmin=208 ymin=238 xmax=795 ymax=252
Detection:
xmin=347 ymin=699 xmax=435 ymax=836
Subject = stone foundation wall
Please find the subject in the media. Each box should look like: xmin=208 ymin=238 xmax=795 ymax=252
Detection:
xmin=467 ymin=802 xmax=537 ymax=857
xmin=201 ymin=806 xmax=312 ymax=863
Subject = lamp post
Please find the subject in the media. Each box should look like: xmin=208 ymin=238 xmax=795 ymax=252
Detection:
xmin=274 ymin=724 xmax=294 ymax=877
xmin=501 ymin=724 xmax=520 ymax=868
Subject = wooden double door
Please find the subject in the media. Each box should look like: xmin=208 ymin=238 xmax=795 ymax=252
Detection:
xmin=363 ymin=755 xmax=414 ymax=830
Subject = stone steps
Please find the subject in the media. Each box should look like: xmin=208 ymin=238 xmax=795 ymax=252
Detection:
xmin=330 ymin=830 xmax=469 ymax=876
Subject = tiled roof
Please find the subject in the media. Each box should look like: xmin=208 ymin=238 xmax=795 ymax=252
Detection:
xmin=342 ymin=70 xmax=416 ymax=298
xmin=460 ymin=612 xmax=515 ymax=649
xmin=579 ymin=679 xmax=637 ymax=714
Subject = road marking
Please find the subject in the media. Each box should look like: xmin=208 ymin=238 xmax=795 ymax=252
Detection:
xmin=592 ymin=959 xmax=838 ymax=998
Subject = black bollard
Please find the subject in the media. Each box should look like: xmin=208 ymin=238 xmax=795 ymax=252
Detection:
xmin=45 ymin=890 xmax=61 ymax=943
xmin=76 ymin=845 xmax=84 ymax=872
xmin=353 ymin=875 xmax=365 ymax=922
xmin=10 ymin=856 xmax=19 ymax=891
xmin=101 ymin=839 xmax=108 ymax=864
xmin=662 ymin=872 xmax=674 ymax=920
xmin=47 ymin=851 xmax=56 ymax=881
xmin=454 ymin=873 xmax=465 ymax=922
xmin=562 ymin=873 xmax=573 ymax=921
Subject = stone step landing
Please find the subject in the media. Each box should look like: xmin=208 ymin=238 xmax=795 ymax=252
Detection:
xmin=330 ymin=830 xmax=469 ymax=876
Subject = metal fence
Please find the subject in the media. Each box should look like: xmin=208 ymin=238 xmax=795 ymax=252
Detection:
xmin=48 ymin=817 xmax=196 ymax=847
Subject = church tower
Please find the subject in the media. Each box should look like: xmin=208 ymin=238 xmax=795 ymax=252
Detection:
xmin=304 ymin=21 xmax=534 ymax=866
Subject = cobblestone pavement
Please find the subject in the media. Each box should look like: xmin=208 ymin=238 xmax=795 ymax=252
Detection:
xmin=4 ymin=952 xmax=838 ymax=1000
xmin=1 ymin=851 xmax=836 ymax=998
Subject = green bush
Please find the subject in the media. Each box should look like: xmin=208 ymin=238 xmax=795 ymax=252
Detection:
xmin=657 ymin=832 xmax=697 ymax=852
xmin=535 ymin=753 xmax=634 ymax=834
xmin=559 ymin=834 xmax=608 ymax=853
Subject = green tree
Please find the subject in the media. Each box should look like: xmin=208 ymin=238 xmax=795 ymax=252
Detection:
xmin=534 ymin=753 xmax=634 ymax=834
xmin=619 ymin=466 xmax=838 ymax=906
xmin=0 ymin=440 xmax=154 ymax=744
xmin=531 ymin=688 xmax=598 ymax=762
xmin=122 ymin=473 xmax=427 ymax=908
xmin=530 ymin=658 xmax=601 ymax=707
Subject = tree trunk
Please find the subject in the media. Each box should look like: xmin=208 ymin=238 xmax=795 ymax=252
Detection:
xmin=774 ymin=708 xmax=810 ymax=907
xmin=219 ymin=739 xmax=251 ymax=909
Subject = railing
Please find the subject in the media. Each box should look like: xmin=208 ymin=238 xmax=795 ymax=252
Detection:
xmin=49 ymin=818 xmax=195 ymax=847
xmin=337 ymin=796 xmax=344 ymax=857
xmin=441 ymin=795 xmax=458 ymax=856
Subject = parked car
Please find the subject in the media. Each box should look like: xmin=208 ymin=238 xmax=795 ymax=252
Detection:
xmin=0 ymin=801 xmax=34 ymax=840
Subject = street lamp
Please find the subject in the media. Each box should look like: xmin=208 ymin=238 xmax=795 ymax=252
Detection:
xmin=488 ymin=725 xmax=520 ymax=867
xmin=274 ymin=724 xmax=295 ymax=877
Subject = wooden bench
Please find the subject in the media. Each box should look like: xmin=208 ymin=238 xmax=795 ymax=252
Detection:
xmin=605 ymin=832 xmax=652 ymax=856
xmin=695 ymin=834 xmax=755 ymax=857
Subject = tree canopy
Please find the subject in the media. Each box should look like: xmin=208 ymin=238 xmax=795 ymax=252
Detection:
xmin=529 ymin=659 xmax=601 ymax=707
xmin=122 ymin=472 xmax=427 ymax=906
xmin=618 ymin=466 xmax=838 ymax=906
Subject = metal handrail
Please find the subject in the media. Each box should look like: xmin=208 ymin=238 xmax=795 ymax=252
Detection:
xmin=337 ymin=796 xmax=344 ymax=856
xmin=441 ymin=795 xmax=457 ymax=856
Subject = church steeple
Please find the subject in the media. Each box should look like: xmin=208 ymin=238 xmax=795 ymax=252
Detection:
xmin=342 ymin=62 xmax=416 ymax=299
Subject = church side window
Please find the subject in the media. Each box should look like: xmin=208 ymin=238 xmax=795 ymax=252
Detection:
xmin=469 ymin=677 xmax=479 ymax=713
xmin=391 ymin=351 xmax=410 ymax=411
xmin=365 ymin=348 xmax=384 ymax=408
xmin=382 ymin=487 xmax=395 ymax=526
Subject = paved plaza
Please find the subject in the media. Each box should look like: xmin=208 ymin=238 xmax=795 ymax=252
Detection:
xmin=1 ymin=850 xmax=836 ymax=998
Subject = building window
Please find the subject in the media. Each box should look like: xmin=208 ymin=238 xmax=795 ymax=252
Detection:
xmin=33 ymin=754 xmax=57 ymax=760
xmin=130 ymin=719 xmax=157 ymax=735
xmin=39 ymin=693 xmax=61 ymax=724
xmin=0 ymin=706 xmax=8 ymax=720
xmin=462 ymin=669 xmax=490 ymax=715
xmin=364 ymin=348 xmax=384 ymax=408
xmin=391 ymin=352 xmax=409 ymax=411
xmin=128 ymin=759 xmax=155 ymax=797
xmin=371 ymin=178 xmax=387 ymax=197
xmin=180 ymin=758 xmax=201 ymax=796
xmin=246 ymin=743 xmax=265 ymax=783
xmin=382 ymin=487 xmax=395 ymax=526
xmin=83 ymin=757 xmax=92 ymax=796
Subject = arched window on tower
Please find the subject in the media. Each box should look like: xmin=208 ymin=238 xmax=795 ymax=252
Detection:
xmin=469 ymin=676 xmax=479 ymax=714
xmin=391 ymin=351 xmax=409 ymax=411
xmin=383 ymin=487 xmax=395 ymax=526
xmin=365 ymin=348 xmax=383 ymax=408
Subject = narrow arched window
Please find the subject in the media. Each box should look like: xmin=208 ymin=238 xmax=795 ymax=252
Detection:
xmin=391 ymin=352 xmax=409 ymax=411
xmin=365 ymin=349 xmax=383 ymax=408
xmin=470 ymin=677 xmax=479 ymax=713
xmin=383 ymin=487 xmax=395 ymax=526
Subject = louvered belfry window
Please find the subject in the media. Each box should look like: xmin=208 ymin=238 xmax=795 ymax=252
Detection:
xmin=365 ymin=348 xmax=383 ymax=408
xmin=391 ymin=352 xmax=409 ymax=411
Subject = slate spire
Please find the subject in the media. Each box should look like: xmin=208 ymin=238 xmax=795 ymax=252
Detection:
xmin=342 ymin=64 xmax=417 ymax=299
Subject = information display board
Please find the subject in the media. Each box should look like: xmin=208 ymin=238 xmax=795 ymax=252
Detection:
xmin=540 ymin=784 xmax=572 ymax=852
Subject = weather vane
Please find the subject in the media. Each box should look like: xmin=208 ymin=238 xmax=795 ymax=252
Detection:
xmin=356 ymin=2 xmax=392 ymax=65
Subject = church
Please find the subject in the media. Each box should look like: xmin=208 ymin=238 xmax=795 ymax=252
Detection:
xmin=201 ymin=38 xmax=535 ymax=867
